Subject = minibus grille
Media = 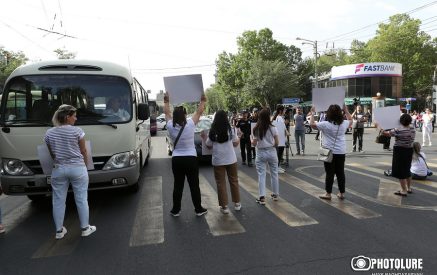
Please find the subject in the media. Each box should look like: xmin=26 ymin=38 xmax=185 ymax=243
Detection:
xmin=23 ymin=156 xmax=111 ymax=174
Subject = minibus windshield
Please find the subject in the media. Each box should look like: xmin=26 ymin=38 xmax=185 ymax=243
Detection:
xmin=0 ymin=75 xmax=132 ymax=126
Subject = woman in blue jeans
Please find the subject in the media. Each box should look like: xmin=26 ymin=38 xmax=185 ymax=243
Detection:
xmin=251 ymin=109 xmax=279 ymax=205
xmin=45 ymin=105 xmax=96 ymax=239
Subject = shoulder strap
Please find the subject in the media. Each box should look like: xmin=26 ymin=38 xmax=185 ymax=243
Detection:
xmin=418 ymin=154 xmax=429 ymax=169
xmin=320 ymin=123 xmax=340 ymax=150
xmin=173 ymin=123 xmax=186 ymax=149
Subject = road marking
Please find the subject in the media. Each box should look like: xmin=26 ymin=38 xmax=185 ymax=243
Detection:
xmin=377 ymin=179 xmax=402 ymax=206
xmin=129 ymin=176 xmax=164 ymax=246
xmin=198 ymin=175 xmax=245 ymax=236
xmin=2 ymin=200 xmax=35 ymax=233
xmin=278 ymin=173 xmax=381 ymax=219
xmin=32 ymin=200 xmax=101 ymax=259
xmin=348 ymin=163 xmax=437 ymax=193
xmin=0 ymin=194 xmax=8 ymax=202
xmin=238 ymin=171 xmax=318 ymax=227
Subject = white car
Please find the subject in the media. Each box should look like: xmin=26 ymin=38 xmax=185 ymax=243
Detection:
xmin=156 ymin=117 xmax=167 ymax=130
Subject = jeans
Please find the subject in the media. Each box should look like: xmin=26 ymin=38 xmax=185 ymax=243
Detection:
xmin=352 ymin=128 xmax=364 ymax=151
xmin=294 ymin=130 xmax=305 ymax=153
xmin=213 ymin=162 xmax=240 ymax=207
xmin=255 ymin=147 xmax=279 ymax=197
xmin=51 ymin=164 xmax=89 ymax=231
xmin=171 ymin=156 xmax=202 ymax=212
xmin=323 ymin=154 xmax=346 ymax=194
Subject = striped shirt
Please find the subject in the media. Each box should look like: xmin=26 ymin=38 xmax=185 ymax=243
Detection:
xmin=389 ymin=126 xmax=415 ymax=148
xmin=44 ymin=125 xmax=85 ymax=165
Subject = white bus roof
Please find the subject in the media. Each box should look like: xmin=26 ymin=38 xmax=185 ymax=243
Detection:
xmin=6 ymin=60 xmax=133 ymax=84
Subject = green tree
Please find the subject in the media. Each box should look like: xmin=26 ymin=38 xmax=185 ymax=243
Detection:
xmin=0 ymin=47 xmax=28 ymax=88
xmin=205 ymin=84 xmax=226 ymax=114
xmin=54 ymin=48 xmax=76 ymax=59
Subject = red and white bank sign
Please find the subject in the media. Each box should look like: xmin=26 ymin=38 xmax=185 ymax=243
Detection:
xmin=331 ymin=62 xmax=402 ymax=80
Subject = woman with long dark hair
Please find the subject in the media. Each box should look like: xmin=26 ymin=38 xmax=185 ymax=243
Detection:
xmin=251 ymin=109 xmax=279 ymax=205
xmin=310 ymin=104 xmax=352 ymax=200
xmin=203 ymin=110 xmax=241 ymax=213
xmin=164 ymin=93 xmax=208 ymax=217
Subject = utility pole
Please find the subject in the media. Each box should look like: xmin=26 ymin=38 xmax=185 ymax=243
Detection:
xmin=296 ymin=37 xmax=318 ymax=87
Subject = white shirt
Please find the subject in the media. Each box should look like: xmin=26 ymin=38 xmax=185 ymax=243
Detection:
xmin=422 ymin=113 xmax=433 ymax=126
xmin=316 ymin=120 xmax=350 ymax=154
xmin=167 ymin=118 xmax=197 ymax=157
xmin=253 ymin=126 xmax=278 ymax=149
xmin=411 ymin=152 xmax=427 ymax=176
xmin=273 ymin=116 xmax=286 ymax=146
xmin=205 ymin=128 xmax=238 ymax=166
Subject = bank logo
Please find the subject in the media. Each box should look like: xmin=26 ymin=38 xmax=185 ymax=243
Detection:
xmin=355 ymin=64 xmax=365 ymax=73
xmin=351 ymin=255 xmax=423 ymax=272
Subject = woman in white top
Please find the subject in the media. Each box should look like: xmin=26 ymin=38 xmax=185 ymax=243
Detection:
xmin=421 ymin=108 xmax=433 ymax=147
xmin=410 ymin=142 xmax=428 ymax=182
xmin=204 ymin=110 xmax=241 ymax=214
xmin=272 ymin=105 xmax=287 ymax=173
xmin=251 ymin=109 xmax=279 ymax=205
xmin=44 ymin=105 xmax=96 ymax=239
xmin=164 ymin=93 xmax=208 ymax=217
xmin=310 ymin=104 xmax=352 ymax=200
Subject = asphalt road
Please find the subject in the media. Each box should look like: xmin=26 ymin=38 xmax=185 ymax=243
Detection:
xmin=1 ymin=127 xmax=437 ymax=275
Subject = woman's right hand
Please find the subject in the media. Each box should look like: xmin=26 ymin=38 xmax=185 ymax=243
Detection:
xmin=164 ymin=92 xmax=169 ymax=103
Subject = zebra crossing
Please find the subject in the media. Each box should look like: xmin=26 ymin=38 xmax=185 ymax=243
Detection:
xmin=1 ymin=162 xmax=437 ymax=259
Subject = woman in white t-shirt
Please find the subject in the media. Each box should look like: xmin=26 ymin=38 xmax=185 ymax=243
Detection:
xmin=272 ymin=105 xmax=288 ymax=173
xmin=164 ymin=93 xmax=208 ymax=217
xmin=310 ymin=104 xmax=352 ymax=200
xmin=410 ymin=142 xmax=428 ymax=182
xmin=204 ymin=110 xmax=241 ymax=214
xmin=251 ymin=109 xmax=279 ymax=205
xmin=421 ymin=108 xmax=433 ymax=147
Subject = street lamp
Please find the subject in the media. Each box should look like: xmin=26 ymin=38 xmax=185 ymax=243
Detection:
xmin=296 ymin=37 xmax=318 ymax=87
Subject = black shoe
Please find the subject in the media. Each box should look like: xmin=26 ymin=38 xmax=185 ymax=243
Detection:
xmin=242 ymin=161 xmax=246 ymax=165
xmin=195 ymin=207 xmax=208 ymax=217
xmin=170 ymin=209 xmax=181 ymax=217
xmin=248 ymin=163 xmax=253 ymax=167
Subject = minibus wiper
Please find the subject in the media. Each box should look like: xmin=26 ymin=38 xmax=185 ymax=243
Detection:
xmin=4 ymin=120 xmax=53 ymax=126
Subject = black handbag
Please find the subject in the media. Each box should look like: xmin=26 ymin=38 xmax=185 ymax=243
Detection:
xmin=375 ymin=130 xmax=390 ymax=144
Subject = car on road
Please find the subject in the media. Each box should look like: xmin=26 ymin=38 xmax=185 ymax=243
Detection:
xmin=166 ymin=117 xmax=212 ymax=162
xmin=156 ymin=117 xmax=167 ymax=130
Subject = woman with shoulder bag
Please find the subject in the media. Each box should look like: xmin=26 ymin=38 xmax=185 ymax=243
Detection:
xmin=309 ymin=104 xmax=352 ymax=200
xmin=251 ymin=109 xmax=280 ymax=205
xmin=164 ymin=93 xmax=208 ymax=217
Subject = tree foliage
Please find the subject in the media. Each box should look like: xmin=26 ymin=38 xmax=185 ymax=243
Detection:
xmin=54 ymin=48 xmax=76 ymax=59
xmin=0 ymin=47 xmax=28 ymax=88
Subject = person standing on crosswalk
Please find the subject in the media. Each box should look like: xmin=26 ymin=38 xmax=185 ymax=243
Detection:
xmin=164 ymin=93 xmax=208 ymax=217
xmin=251 ymin=108 xmax=280 ymax=205
xmin=272 ymin=105 xmax=288 ymax=173
xmin=44 ymin=105 xmax=96 ymax=239
xmin=309 ymin=104 xmax=352 ymax=200
xmin=203 ymin=110 xmax=242 ymax=214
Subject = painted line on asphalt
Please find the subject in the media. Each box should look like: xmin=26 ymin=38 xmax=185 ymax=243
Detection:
xmin=32 ymin=200 xmax=101 ymax=259
xmin=129 ymin=176 xmax=164 ymax=247
xmin=2 ymin=200 xmax=36 ymax=233
xmin=238 ymin=171 xmax=318 ymax=227
xmin=0 ymin=194 xmax=8 ymax=202
xmin=377 ymin=179 xmax=402 ymax=206
xmin=278 ymin=172 xmax=381 ymax=219
xmin=198 ymin=175 xmax=245 ymax=236
xmin=348 ymin=163 xmax=437 ymax=193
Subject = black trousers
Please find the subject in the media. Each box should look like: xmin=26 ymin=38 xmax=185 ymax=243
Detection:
xmin=352 ymin=128 xmax=364 ymax=151
xmin=383 ymin=135 xmax=391 ymax=149
xmin=277 ymin=146 xmax=285 ymax=165
xmin=323 ymin=154 xmax=346 ymax=194
xmin=171 ymin=156 xmax=202 ymax=212
xmin=240 ymin=138 xmax=252 ymax=163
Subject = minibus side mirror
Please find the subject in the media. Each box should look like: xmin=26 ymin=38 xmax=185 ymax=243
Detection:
xmin=138 ymin=103 xmax=150 ymax=120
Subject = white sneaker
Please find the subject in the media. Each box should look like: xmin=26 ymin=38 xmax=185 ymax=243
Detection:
xmin=234 ymin=203 xmax=242 ymax=211
xmin=55 ymin=226 xmax=67 ymax=240
xmin=429 ymin=143 xmax=432 ymax=147
xmin=81 ymin=225 xmax=96 ymax=237
xmin=220 ymin=206 xmax=230 ymax=214
xmin=278 ymin=168 xmax=285 ymax=174
xmin=422 ymin=143 xmax=426 ymax=147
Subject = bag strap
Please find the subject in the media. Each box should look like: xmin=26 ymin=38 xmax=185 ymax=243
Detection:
xmin=173 ymin=123 xmax=186 ymax=149
xmin=320 ymin=123 xmax=340 ymax=150
xmin=418 ymin=154 xmax=429 ymax=169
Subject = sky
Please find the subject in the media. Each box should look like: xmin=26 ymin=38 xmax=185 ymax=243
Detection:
xmin=1 ymin=0 xmax=437 ymax=99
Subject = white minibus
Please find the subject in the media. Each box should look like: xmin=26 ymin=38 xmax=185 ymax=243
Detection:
xmin=0 ymin=60 xmax=151 ymax=200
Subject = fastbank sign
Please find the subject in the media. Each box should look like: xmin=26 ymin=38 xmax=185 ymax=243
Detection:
xmin=331 ymin=62 xmax=402 ymax=80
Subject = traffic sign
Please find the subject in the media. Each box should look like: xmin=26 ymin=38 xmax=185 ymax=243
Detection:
xmin=282 ymin=98 xmax=300 ymax=104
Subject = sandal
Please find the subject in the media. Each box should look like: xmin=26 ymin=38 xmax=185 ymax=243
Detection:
xmin=407 ymin=189 xmax=413 ymax=194
xmin=394 ymin=191 xmax=407 ymax=197
xmin=319 ymin=194 xmax=332 ymax=200
xmin=337 ymin=193 xmax=345 ymax=200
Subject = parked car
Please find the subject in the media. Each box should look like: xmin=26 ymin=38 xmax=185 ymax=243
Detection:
xmin=166 ymin=118 xmax=212 ymax=162
xmin=156 ymin=117 xmax=167 ymax=130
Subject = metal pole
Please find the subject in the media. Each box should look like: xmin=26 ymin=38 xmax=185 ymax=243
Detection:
xmin=314 ymin=41 xmax=318 ymax=88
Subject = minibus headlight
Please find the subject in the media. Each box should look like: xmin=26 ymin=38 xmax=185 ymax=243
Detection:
xmin=102 ymin=151 xmax=137 ymax=170
xmin=2 ymin=158 xmax=34 ymax=176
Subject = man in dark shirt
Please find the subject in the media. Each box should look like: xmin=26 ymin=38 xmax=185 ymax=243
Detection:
xmin=236 ymin=111 xmax=253 ymax=166
xmin=351 ymin=105 xmax=367 ymax=152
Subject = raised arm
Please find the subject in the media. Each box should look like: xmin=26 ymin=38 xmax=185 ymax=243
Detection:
xmin=163 ymin=92 xmax=171 ymax=121
xmin=343 ymin=105 xmax=353 ymax=128
xmin=191 ymin=94 xmax=207 ymax=125
xmin=309 ymin=106 xmax=318 ymax=130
